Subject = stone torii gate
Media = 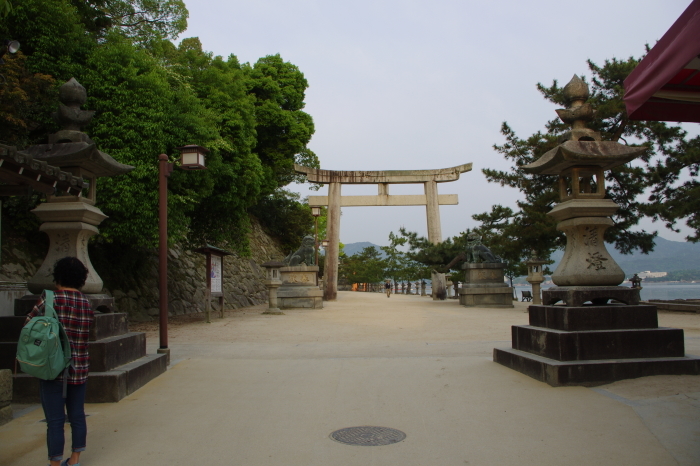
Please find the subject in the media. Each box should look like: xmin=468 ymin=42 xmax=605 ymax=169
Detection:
xmin=295 ymin=163 xmax=472 ymax=301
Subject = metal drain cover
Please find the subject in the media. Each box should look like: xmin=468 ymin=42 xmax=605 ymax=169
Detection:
xmin=330 ymin=426 xmax=406 ymax=446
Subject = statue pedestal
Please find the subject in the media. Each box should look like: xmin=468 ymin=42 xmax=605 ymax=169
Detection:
xmin=458 ymin=263 xmax=513 ymax=308
xmin=278 ymin=265 xmax=323 ymax=309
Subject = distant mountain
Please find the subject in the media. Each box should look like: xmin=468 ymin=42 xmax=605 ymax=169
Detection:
xmin=343 ymin=242 xmax=384 ymax=257
xmin=550 ymin=236 xmax=700 ymax=276
xmin=344 ymin=237 xmax=699 ymax=278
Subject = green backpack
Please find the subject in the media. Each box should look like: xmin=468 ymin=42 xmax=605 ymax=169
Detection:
xmin=16 ymin=290 xmax=72 ymax=383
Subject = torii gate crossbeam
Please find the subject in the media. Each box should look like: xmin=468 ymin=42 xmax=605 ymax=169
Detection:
xmin=296 ymin=163 xmax=472 ymax=301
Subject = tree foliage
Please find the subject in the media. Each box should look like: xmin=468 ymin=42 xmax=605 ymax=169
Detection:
xmin=0 ymin=0 xmax=318 ymax=254
xmin=475 ymin=55 xmax=700 ymax=271
xmin=340 ymin=246 xmax=387 ymax=285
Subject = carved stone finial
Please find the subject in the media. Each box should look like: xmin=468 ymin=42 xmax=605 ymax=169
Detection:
xmin=562 ymin=75 xmax=589 ymax=106
xmin=555 ymin=75 xmax=599 ymax=139
xmin=52 ymin=78 xmax=95 ymax=134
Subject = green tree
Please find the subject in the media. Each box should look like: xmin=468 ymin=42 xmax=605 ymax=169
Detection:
xmin=0 ymin=1 xmax=318 ymax=256
xmin=380 ymin=231 xmax=426 ymax=287
xmin=251 ymin=189 xmax=314 ymax=253
xmin=398 ymin=227 xmax=464 ymax=271
xmin=340 ymin=246 xmax=387 ymax=287
xmin=476 ymin=54 xmax=700 ymax=271
xmin=244 ymin=54 xmax=319 ymax=192
xmin=0 ymin=0 xmax=12 ymax=17
xmin=68 ymin=0 xmax=188 ymax=42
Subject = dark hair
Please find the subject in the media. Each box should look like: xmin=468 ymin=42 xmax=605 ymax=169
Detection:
xmin=52 ymin=257 xmax=89 ymax=289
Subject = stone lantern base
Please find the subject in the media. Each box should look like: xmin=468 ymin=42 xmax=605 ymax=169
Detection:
xmin=494 ymin=288 xmax=700 ymax=386
xmin=1 ymin=312 xmax=167 ymax=402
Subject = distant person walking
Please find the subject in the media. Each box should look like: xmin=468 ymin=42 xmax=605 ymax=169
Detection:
xmin=25 ymin=257 xmax=93 ymax=466
xmin=385 ymin=280 xmax=392 ymax=298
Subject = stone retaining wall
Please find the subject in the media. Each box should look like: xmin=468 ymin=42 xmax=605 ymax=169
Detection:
xmin=0 ymin=218 xmax=285 ymax=321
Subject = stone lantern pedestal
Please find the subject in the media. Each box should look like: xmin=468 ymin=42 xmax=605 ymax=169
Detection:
xmin=458 ymin=263 xmax=513 ymax=308
xmin=277 ymin=265 xmax=323 ymax=309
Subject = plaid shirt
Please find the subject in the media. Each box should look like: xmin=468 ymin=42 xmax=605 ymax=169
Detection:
xmin=26 ymin=290 xmax=94 ymax=384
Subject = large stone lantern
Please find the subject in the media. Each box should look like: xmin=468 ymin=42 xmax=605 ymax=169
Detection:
xmin=22 ymin=78 xmax=133 ymax=297
xmin=494 ymin=75 xmax=700 ymax=386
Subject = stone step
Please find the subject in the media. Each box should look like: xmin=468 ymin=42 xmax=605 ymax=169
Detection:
xmin=0 ymin=313 xmax=129 ymax=342
xmin=528 ymin=304 xmax=658 ymax=331
xmin=493 ymin=347 xmax=700 ymax=386
xmin=511 ymin=325 xmax=685 ymax=361
xmin=88 ymin=332 xmax=146 ymax=372
xmin=0 ymin=331 xmax=147 ymax=373
xmin=13 ymin=353 xmax=168 ymax=403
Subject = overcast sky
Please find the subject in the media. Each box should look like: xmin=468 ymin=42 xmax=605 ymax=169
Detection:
xmin=180 ymin=0 xmax=695 ymax=247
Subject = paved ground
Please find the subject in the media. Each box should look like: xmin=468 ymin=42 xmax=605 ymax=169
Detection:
xmin=2 ymin=291 xmax=700 ymax=466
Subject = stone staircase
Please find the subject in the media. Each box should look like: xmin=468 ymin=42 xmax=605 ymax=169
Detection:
xmin=494 ymin=302 xmax=700 ymax=386
xmin=0 ymin=304 xmax=167 ymax=403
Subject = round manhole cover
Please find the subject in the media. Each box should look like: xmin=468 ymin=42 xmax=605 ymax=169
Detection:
xmin=330 ymin=426 xmax=406 ymax=446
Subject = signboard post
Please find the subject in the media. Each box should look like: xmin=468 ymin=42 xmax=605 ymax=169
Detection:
xmin=194 ymin=245 xmax=232 ymax=323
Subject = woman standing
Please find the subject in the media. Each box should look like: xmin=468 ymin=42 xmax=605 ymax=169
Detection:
xmin=26 ymin=257 xmax=93 ymax=466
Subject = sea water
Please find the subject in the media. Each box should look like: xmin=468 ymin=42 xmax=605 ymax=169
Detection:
xmin=513 ymin=282 xmax=700 ymax=302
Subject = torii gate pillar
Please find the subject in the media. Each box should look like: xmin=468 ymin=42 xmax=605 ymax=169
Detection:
xmin=424 ymin=180 xmax=441 ymax=244
xmin=325 ymin=182 xmax=342 ymax=300
xmin=296 ymin=163 xmax=472 ymax=301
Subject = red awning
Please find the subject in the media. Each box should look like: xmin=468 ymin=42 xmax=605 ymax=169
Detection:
xmin=624 ymin=0 xmax=700 ymax=123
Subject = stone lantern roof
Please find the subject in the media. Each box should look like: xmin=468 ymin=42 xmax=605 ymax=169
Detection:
xmin=0 ymin=143 xmax=86 ymax=195
xmin=523 ymin=75 xmax=645 ymax=176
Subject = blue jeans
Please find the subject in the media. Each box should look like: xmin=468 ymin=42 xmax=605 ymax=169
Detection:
xmin=40 ymin=380 xmax=87 ymax=462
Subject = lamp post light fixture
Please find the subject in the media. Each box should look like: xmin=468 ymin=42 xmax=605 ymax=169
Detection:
xmin=320 ymin=239 xmax=330 ymax=299
xmin=158 ymin=146 xmax=207 ymax=362
xmin=0 ymin=39 xmax=19 ymax=64
xmin=0 ymin=39 xmax=19 ymax=84
xmin=177 ymin=144 xmax=209 ymax=170
xmin=311 ymin=206 xmax=321 ymax=266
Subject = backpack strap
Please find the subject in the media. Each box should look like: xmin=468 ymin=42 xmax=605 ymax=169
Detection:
xmin=43 ymin=290 xmax=56 ymax=319
xmin=44 ymin=290 xmax=72 ymax=398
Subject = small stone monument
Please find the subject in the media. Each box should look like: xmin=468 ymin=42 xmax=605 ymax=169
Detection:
xmin=525 ymin=251 xmax=547 ymax=305
xmin=262 ymin=261 xmax=284 ymax=315
xmin=447 ymin=233 xmax=513 ymax=308
xmin=494 ymin=76 xmax=700 ymax=385
xmin=278 ymin=236 xmax=323 ymax=309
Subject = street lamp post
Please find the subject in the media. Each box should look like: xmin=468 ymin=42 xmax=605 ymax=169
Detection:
xmin=311 ymin=206 xmax=321 ymax=266
xmin=320 ymin=239 xmax=329 ymax=298
xmin=158 ymin=145 xmax=208 ymax=363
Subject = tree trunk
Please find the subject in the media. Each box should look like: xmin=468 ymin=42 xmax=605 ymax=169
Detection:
xmin=431 ymin=271 xmax=447 ymax=300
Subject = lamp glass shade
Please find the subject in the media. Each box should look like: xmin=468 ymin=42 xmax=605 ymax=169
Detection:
xmin=311 ymin=206 xmax=321 ymax=217
xmin=321 ymin=239 xmax=329 ymax=248
xmin=177 ymin=145 xmax=208 ymax=170
xmin=7 ymin=40 xmax=19 ymax=54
